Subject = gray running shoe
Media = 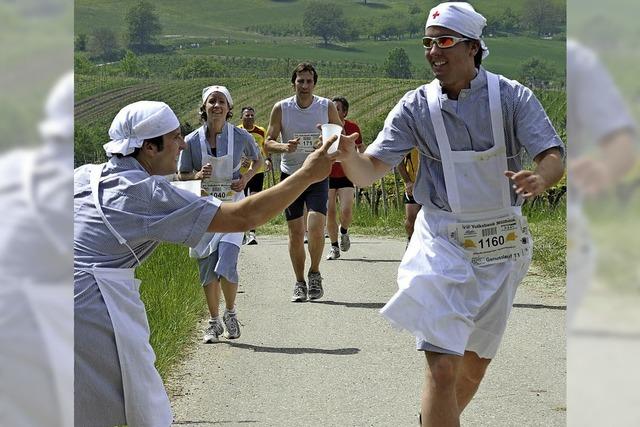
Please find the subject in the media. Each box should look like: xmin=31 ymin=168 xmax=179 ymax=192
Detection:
xmin=326 ymin=246 xmax=340 ymax=260
xmin=246 ymin=231 xmax=258 ymax=245
xmin=291 ymin=281 xmax=307 ymax=302
xmin=339 ymin=232 xmax=351 ymax=252
xmin=307 ymin=271 xmax=324 ymax=300
xmin=203 ymin=317 xmax=224 ymax=343
xmin=223 ymin=310 xmax=241 ymax=339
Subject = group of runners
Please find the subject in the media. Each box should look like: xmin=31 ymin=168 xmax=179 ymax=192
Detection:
xmin=74 ymin=3 xmax=566 ymax=426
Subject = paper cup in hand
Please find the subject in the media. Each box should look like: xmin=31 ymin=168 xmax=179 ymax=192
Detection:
xmin=321 ymin=123 xmax=342 ymax=154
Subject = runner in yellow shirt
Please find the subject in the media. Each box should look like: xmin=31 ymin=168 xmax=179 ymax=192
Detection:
xmin=397 ymin=148 xmax=421 ymax=244
xmin=238 ymin=106 xmax=272 ymax=245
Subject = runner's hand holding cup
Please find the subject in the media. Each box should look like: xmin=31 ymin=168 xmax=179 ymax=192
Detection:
xmin=299 ymin=133 xmax=340 ymax=182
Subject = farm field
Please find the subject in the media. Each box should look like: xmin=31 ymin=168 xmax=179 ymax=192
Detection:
xmin=75 ymin=0 xmax=541 ymax=39
xmin=74 ymin=76 xmax=566 ymax=166
xmin=176 ymin=36 xmax=565 ymax=79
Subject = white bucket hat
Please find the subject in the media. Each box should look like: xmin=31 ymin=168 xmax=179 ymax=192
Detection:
xmin=426 ymin=2 xmax=490 ymax=59
xmin=103 ymin=101 xmax=180 ymax=157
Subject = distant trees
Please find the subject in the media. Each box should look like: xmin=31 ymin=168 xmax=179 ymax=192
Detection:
xmin=75 ymin=33 xmax=88 ymax=51
xmin=522 ymin=0 xmax=565 ymax=36
xmin=88 ymin=27 xmax=120 ymax=61
xmin=174 ymin=57 xmax=227 ymax=79
xmin=384 ymin=48 xmax=413 ymax=79
xmin=125 ymin=1 xmax=162 ymax=53
xmin=120 ymin=51 xmax=150 ymax=78
xmin=518 ymin=57 xmax=560 ymax=88
xmin=302 ymin=2 xmax=349 ymax=46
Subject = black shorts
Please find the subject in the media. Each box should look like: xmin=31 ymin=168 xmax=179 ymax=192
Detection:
xmin=403 ymin=192 xmax=417 ymax=204
xmin=280 ymin=171 xmax=329 ymax=220
xmin=244 ymin=172 xmax=264 ymax=196
xmin=329 ymin=176 xmax=354 ymax=189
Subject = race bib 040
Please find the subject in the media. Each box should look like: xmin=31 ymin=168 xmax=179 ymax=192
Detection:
xmin=447 ymin=215 xmax=531 ymax=266
xmin=202 ymin=180 xmax=234 ymax=202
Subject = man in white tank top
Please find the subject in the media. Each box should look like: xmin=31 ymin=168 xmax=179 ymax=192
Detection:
xmin=265 ymin=63 xmax=342 ymax=302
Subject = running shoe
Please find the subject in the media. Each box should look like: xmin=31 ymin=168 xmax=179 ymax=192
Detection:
xmin=307 ymin=271 xmax=324 ymax=300
xmin=291 ymin=281 xmax=308 ymax=302
xmin=339 ymin=232 xmax=351 ymax=252
xmin=326 ymin=246 xmax=340 ymax=260
xmin=203 ymin=317 xmax=224 ymax=343
xmin=246 ymin=231 xmax=258 ymax=245
xmin=223 ymin=309 xmax=241 ymax=339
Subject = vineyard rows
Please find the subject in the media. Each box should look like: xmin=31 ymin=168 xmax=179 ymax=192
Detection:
xmin=75 ymin=74 xmax=566 ymax=163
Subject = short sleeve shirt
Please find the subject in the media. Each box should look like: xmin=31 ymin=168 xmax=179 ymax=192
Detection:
xmin=74 ymin=155 xmax=221 ymax=272
xmin=365 ymin=67 xmax=565 ymax=211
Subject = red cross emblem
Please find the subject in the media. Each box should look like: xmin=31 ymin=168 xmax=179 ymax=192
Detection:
xmin=432 ymin=10 xmax=440 ymax=19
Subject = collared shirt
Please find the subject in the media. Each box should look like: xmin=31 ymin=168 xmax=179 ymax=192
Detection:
xmin=178 ymin=123 xmax=260 ymax=179
xmin=366 ymin=67 xmax=565 ymax=211
xmin=74 ymin=155 xmax=220 ymax=275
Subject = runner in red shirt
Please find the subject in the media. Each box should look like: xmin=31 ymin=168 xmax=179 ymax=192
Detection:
xmin=326 ymin=97 xmax=364 ymax=260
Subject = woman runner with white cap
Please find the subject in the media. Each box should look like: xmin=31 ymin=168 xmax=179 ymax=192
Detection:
xmin=177 ymin=85 xmax=263 ymax=343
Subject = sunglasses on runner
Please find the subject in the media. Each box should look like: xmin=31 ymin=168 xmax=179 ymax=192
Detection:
xmin=422 ymin=35 xmax=471 ymax=49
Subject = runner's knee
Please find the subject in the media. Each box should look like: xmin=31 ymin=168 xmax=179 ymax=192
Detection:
xmin=425 ymin=354 xmax=459 ymax=389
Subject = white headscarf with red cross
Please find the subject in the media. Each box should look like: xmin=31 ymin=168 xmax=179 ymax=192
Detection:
xmin=426 ymin=2 xmax=490 ymax=59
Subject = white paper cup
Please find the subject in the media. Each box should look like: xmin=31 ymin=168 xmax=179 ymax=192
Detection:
xmin=321 ymin=123 xmax=342 ymax=154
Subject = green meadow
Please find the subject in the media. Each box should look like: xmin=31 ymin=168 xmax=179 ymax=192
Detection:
xmin=75 ymin=0 xmax=539 ymax=39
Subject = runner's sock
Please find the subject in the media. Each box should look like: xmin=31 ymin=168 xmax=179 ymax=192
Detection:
xmin=224 ymin=306 xmax=237 ymax=315
xmin=331 ymin=241 xmax=339 ymax=248
xmin=340 ymin=226 xmax=348 ymax=235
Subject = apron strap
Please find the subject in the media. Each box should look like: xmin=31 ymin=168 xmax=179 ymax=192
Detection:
xmin=89 ymin=164 xmax=142 ymax=266
xmin=426 ymin=80 xmax=462 ymax=212
xmin=426 ymin=72 xmax=512 ymax=213
xmin=226 ymin=123 xmax=241 ymax=173
xmin=486 ymin=71 xmax=512 ymax=207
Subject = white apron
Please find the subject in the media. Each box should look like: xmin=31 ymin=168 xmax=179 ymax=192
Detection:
xmin=81 ymin=164 xmax=172 ymax=427
xmin=380 ymin=72 xmax=532 ymax=358
xmin=189 ymin=123 xmax=244 ymax=259
xmin=0 ymin=150 xmax=73 ymax=427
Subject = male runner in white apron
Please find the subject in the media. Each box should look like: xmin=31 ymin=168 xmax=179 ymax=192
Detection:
xmin=334 ymin=3 xmax=565 ymax=426
xmin=74 ymin=100 xmax=340 ymax=427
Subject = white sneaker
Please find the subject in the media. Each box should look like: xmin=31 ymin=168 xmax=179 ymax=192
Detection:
xmin=223 ymin=309 xmax=241 ymax=339
xmin=339 ymin=232 xmax=351 ymax=252
xmin=203 ymin=317 xmax=224 ymax=343
xmin=246 ymin=231 xmax=258 ymax=245
xmin=326 ymin=246 xmax=340 ymax=260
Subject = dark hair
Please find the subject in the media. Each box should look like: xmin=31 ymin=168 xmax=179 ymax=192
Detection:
xmin=470 ymin=40 xmax=483 ymax=68
xmin=331 ymin=96 xmax=349 ymax=113
xmin=291 ymin=62 xmax=318 ymax=85
xmin=241 ymin=106 xmax=255 ymax=115
xmin=128 ymin=134 xmax=164 ymax=158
